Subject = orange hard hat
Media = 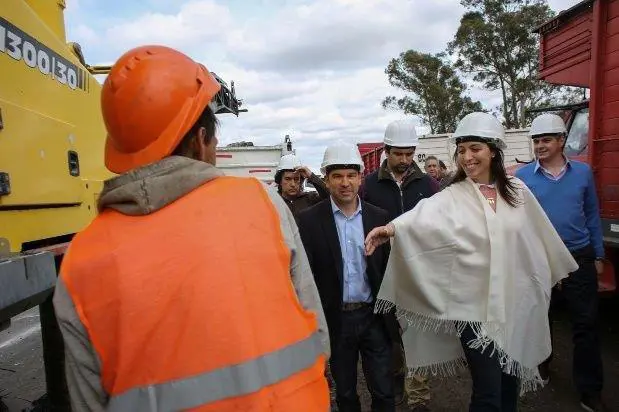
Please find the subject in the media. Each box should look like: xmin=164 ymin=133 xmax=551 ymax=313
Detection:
xmin=102 ymin=45 xmax=221 ymax=174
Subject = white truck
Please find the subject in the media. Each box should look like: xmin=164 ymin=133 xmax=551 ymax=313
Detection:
xmin=216 ymin=135 xmax=295 ymax=183
xmin=414 ymin=129 xmax=534 ymax=171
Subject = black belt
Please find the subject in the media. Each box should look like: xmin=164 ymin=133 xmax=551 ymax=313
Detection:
xmin=341 ymin=302 xmax=372 ymax=312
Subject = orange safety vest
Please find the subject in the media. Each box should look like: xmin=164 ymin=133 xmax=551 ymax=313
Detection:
xmin=60 ymin=176 xmax=329 ymax=411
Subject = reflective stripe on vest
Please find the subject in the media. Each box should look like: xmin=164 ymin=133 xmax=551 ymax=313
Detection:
xmin=60 ymin=176 xmax=329 ymax=411
xmin=108 ymin=331 xmax=323 ymax=411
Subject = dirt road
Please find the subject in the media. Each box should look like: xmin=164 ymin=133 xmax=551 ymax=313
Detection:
xmin=358 ymin=295 xmax=619 ymax=411
xmin=0 ymin=297 xmax=617 ymax=411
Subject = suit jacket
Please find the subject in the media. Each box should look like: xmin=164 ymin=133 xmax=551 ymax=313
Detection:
xmin=297 ymin=198 xmax=399 ymax=351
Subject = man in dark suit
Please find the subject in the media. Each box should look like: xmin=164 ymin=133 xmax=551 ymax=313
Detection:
xmin=297 ymin=142 xmax=396 ymax=412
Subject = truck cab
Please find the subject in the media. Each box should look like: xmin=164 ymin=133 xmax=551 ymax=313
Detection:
xmin=525 ymin=0 xmax=619 ymax=293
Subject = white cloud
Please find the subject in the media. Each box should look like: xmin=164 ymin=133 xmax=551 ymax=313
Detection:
xmin=226 ymin=0 xmax=464 ymax=73
xmin=63 ymin=0 xmax=578 ymax=172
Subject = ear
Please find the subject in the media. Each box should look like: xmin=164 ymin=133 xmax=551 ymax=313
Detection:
xmin=192 ymin=127 xmax=208 ymax=155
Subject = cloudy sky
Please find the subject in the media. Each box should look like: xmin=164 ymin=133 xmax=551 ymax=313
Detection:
xmin=64 ymin=0 xmax=577 ymax=172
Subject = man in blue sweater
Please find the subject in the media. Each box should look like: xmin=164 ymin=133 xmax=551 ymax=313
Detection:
xmin=516 ymin=113 xmax=606 ymax=412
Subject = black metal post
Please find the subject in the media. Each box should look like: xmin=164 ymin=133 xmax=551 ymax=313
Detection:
xmin=38 ymin=255 xmax=70 ymax=411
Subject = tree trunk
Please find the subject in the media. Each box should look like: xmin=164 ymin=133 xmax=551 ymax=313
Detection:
xmin=518 ymin=96 xmax=526 ymax=128
xmin=499 ymin=77 xmax=509 ymax=126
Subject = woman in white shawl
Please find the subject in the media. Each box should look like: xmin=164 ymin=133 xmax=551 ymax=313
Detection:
xmin=365 ymin=112 xmax=578 ymax=411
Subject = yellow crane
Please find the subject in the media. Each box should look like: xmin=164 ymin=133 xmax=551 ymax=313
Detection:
xmin=0 ymin=1 xmax=245 ymax=408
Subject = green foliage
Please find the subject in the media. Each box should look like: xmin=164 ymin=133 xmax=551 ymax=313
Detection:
xmin=383 ymin=50 xmax=483 ymax=134
xmin=448 ymin=0 xmax=581 ymax=128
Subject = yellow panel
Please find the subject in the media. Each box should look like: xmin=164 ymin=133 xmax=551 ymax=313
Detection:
xmin=0 ymin=0 xmax=114 ymax=252
xmin=0 ymin=99 xmax=82 ymax=205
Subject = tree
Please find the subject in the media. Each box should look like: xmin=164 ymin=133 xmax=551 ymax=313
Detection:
xmin=448 ymin=0 xmax=581 ymax=129
xmin=382 ymin=50 xmax=483 ymax=134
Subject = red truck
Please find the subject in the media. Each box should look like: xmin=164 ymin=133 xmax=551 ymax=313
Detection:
xmin=517 ymin=0 xmax=619 ymax=293
xmin=360 ymin=1 xmax=619 ymax=294
xmin=358 ymin=143 xmax=385 ymax=176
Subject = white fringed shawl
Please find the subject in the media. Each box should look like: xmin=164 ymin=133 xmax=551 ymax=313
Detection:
xmin=375 ymin=177 xmax=578 ymax=392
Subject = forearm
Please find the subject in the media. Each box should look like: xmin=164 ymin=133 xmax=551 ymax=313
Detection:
xmin=264 ymin=184 xmax=331 ymax=357
xmin=53 ymin=279 xmax=108 ymax=412
xmin=308 ymin=173 xmax=329 ymax=199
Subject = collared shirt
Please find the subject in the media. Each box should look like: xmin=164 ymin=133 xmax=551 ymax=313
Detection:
xmin=330 ymin=197 xmax=372 ymax=303
xmin=534 ymin=156 xmax=570 ymax=181
xmin=516 ymin=159 xmax=604 ymax=258
xmin=388 ymin=166 xmax=413 ymax=188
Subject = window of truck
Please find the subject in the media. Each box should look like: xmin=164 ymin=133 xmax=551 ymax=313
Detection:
xmin=565 ymin=108 xmax=589 ymax=156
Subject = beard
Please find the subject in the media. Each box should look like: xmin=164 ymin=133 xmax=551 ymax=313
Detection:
xmin=392 ymin=163 xmax=409 ymax=174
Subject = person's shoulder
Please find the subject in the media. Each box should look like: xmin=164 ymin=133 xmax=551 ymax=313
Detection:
xmin=298 ymin=198 xmax=329 ymax=221
xmin=422 ymin=174 xmax=440 ymax=190
xmin=364 ymin=170 xmax=380 ymax=184
xmin=362 ymin=200 xmax=388 ymax=218
xmin=515 ymin=162 xmax=536 ymax=176
xmin=569 ymin=159 xmax=592 ymax=173
xmin=508 ymin=175 xmax=526 ymax=187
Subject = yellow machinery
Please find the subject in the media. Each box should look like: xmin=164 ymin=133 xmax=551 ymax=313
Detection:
xmin=0 ymin=1 xmax=245 ymax=408
xmin=1 ymin=0 xmax=111 ymax=255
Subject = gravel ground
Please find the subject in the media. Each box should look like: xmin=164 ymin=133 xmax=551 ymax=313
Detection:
xmin=0 ymin=297 xmax=617 ymax=411
xmin=357 ymin=295 xmax=619 ymax=411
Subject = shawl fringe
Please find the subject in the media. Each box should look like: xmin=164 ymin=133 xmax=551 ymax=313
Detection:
xmin=375 ymin=299 xmax=544 ymax=394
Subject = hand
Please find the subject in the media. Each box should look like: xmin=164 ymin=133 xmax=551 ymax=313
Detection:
xmin=295 ymin=166 xmax=313 ymax=179
xmin=595 ymin=259 xmax=604 ymax=277
xmin=364 ymin=223 xmax=395 ymax=256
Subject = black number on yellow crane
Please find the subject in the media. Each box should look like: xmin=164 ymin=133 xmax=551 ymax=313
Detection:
xmin=0 ymin=17 xmax=87 ymax=92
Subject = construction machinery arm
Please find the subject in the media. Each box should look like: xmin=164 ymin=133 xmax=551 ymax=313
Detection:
xmin=86 ymin=66 xmax=247 ymax=116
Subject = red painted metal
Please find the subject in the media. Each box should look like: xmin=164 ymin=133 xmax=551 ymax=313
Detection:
xmin=357 ymin=143 xmax=383 ymax=156
xmin=536 ymin=0 xmax=619 ymax=293
xmin=588 ymin=0 xmax=603 ymax=171
xmin=358 ymin=143 xmax=384 ymax=177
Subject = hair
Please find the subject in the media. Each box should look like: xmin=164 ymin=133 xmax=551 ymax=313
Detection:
xmin=439 ymin=160 xmax=447 ymax=169
xmin=384 ymin=144 xmax=415 ymax=153
xmin=325 ymin=164 xmax=361 ymax=176
xmin=171 ymin=105 xmax=219 ymax=157
xmin=447 ymin=138 xmax=521 ymax=208
xmin=424 ymin=155 xmax=439 ymax=164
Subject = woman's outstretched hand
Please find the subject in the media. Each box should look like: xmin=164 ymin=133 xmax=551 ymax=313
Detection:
xmin=365 ymin=223 xmax=395 ymax=256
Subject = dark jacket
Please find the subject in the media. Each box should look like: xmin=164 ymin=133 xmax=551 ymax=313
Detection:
xmin=439 ymin=172 xmax=454 ymax=190
xmin=297 ymin=199 xmax=399 ymax=352
xmin=362 ymin=160 xmax=439 ymax=222
xmin=280 ymin=173 xmax=329 ymax=217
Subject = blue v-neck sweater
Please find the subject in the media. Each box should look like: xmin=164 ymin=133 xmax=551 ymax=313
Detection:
xmin=516 ymin=160 xmax=604 ymax=258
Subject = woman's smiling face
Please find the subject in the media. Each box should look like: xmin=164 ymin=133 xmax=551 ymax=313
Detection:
xmin=456 ymin=141 xmax=493 ymax=183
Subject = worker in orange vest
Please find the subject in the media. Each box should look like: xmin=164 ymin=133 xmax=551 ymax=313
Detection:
xmin=52 ymin=45 xmax=330 ymax=412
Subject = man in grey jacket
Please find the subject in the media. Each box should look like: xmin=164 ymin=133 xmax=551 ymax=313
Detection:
xmin=53 ymin=45 xmax=329 ymax=411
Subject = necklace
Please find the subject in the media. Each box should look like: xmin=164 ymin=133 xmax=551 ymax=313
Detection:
xmin=478 ymin=184 xmax=497 ymax=211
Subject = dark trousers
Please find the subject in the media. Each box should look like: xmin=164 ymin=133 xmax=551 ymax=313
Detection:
xmin=543 ymin=244 xmax=604 ymax=396
xmin=460 ymin=325 xmax=520 ymax=412
xmin=331 ymin=305 xmax=395 ymax=412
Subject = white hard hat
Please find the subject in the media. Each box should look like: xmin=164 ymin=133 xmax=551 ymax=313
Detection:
xmin=450 ymin=112 xmax=506 ymax=150
xmin=529 ymin=113 xmax=567 ymax=137
xmin=320 ymin=141 xmax=365 ymax=175
xmin=384 ymin=119 xmax=419 ymax=147
xmin=277 ymin=154 xmax=302 ymax=172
